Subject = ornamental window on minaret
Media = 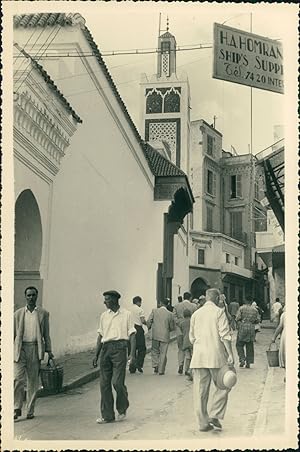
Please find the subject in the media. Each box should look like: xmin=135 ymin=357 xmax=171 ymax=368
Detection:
xmin=141 ymin=21 xmax=191 ymax=174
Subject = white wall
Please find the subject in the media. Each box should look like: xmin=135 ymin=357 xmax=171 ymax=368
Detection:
xmin=15 ymin=25 xmax=170 ymax=356
xmin=172 ymin=230 xmax=189 ymax=299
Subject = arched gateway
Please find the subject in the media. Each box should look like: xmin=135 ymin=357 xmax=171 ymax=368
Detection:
xmin=190 ymin=277 xmax=209 ymax=299
xmin=14 ymin=190 xmax=43 ymax=310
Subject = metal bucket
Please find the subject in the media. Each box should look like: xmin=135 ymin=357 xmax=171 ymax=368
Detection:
xmin=266 ymin=344 xmax=279 ymax=367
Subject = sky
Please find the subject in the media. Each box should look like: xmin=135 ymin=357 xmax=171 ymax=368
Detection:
xmin=9 ymin=1 xmax=298 ymax=155
xmin=78 ymin=2 xmax=297 ymax=155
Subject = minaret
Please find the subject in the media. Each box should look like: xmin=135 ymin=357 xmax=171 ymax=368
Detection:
xmin=157 ymin=18 xmax=177 ymax=78
xmin=140 ymin=19 xmax=191 ymax=173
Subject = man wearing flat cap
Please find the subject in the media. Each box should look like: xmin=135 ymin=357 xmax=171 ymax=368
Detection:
xmin=189 ymin=288 xmax=234 ymax=432
xmin=93 ymin=290 xmax=136 ymax=424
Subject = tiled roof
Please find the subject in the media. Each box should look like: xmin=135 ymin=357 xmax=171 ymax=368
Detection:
xmin=14 ymin=13 xmax=73 ymax=28
xmin=17 ymin=48 xmax=82 ymax=123
xmin=142 ymin=143 xmax=186 ymax=177
xmin=14 ymin=13 xmax=188 ymax=181
xmin=160 ymin=31 xmax=176 ymax=40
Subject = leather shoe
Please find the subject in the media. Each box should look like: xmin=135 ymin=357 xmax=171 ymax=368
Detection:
xmin=178 ymin=365 xmax=183 ymax=375
xmin=14 ymin=409 xmax=21 ymax=420
xmin=154 ymin=366 xmax=158 ymax=374
xmin=26 ymin=413 xmax=35 ymax=420
xmin=199 ymin=424 xmax=214 ymax=432
xmin=96 ymin=417 xmax=115 ymax=424
xmin=209 ymin=418 xmax=222 ymax=429
xmin=158 ymin=372 xmax=165 ymax=375
xmin=137 ymin=367 xmax=143 ymax=373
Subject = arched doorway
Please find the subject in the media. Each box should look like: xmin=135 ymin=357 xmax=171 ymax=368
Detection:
xmin=190 ymin=277 xmax=209 ymax=299
xmin=14 ymin=190 xmax=43 ymax=310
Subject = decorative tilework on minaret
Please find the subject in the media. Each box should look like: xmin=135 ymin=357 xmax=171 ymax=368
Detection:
xmin=141 ymin=21 xmax=191 ymax=173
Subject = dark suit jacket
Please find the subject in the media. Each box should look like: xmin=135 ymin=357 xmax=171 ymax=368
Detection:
xmin=14 ymin=306 xmax=52 ymax=362
xmin=147 ymin=306 xmax=175 ymax=342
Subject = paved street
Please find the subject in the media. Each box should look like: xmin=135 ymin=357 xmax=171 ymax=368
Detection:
xmin=14 ymin=328 xmax=284 ymax=441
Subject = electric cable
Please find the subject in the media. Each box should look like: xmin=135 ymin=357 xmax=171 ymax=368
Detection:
xmin=15 ymin=22 xmax=66 ymax=94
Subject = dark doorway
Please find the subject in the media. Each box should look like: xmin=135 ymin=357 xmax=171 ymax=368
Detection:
xmin=14 ymin=190 xmax=43 ymax=310
xmin=191 ymin=277 xmax=209 ymax=299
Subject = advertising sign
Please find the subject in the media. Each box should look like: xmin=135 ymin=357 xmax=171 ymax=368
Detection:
xmin=213 ymin=23 xmax=284 ymax=94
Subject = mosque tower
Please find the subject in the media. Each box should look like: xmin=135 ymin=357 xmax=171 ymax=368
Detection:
xmin=140 ymin=19 xmax=191 ymax=174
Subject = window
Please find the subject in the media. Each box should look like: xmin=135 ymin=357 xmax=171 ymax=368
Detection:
xmin=230 ymin=174 xmax=242 ymax=198
xmin=226 ymin=253 xmax=230 ymax=263
xmin=197 ymin=249 xmax=205 ymax=265
xmin=190 ymin=212 xmax=194 ymax=230
xmin=164 ymin=91 xmax=180 ymax=112
xmin=234 ymin=256 xmax=239 ymax=266
xmin=207 ymin=135 xmax=214 ymax=156
xmin=206 ymin=169 xmax=216 ymax=196
xmin=254 ymin=208 xmax=267 ymax=232
xmin=161 ymin=41 xmax=170 ymax=53
xmin=254 ymin=180 xmax=259 ymax=200
xmin=230 ymin=211 xmax=243 ymax=241
xmin=206 ymin=205 xmax=213 ymax=232
xmin=146 ymin=91 xmax=163 ymax=114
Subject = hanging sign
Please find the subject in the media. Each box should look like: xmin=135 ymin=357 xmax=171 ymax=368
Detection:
xmin=213 ymin=23 xmax=284 ymax=94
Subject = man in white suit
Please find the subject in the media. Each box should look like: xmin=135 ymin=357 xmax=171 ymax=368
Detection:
xmin=189 ymin=288 xmax=234 ymax=432
xmin=14 ymin=286 xmax=53 ymax=420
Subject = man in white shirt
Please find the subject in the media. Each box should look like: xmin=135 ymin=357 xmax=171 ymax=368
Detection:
xmin=93 ymin=290 xmax=136 ymax=424
xmin=129 ymin=296 xmax=147 ymax=374
xmin=272 ymin=297 xmax=283 ymax=325
xmin=189 ymin=288 xmax=234 ymax=432
xmin=173 ymin=292 xmax=197 ymax=374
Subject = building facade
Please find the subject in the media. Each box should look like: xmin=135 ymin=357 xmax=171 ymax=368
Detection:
xmin=189 ymin=119 xmax=268 ymax=303
xmin=13 ymin=13 xmax=193 ymax=356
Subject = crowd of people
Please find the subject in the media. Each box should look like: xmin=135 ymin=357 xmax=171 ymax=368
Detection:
xmin=14 ymin=286 xmax=285 ymax=433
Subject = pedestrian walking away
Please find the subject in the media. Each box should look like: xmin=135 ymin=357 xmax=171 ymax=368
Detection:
xmin=178 ymin=309 xmax=193 ymax=380
xmin=14 ymin=286 xmax=54 ymax=421
xmin=228 ymin=298 xmax=240 ymax=330
xmin=173 ymin=291 xmax=197 ymax=375
xmin=235 ymin=297 xmax=260 ymax=368
xmin=128 ymin=296 xmax=147 ymax=374
xmin=93 ymin=290 xmax=136 ymax=424
xmin=252 ymin=301 xmax=263 ymax=340
xmin=147 ymin=298 xmax=175 ymax=375
xmin=272 ymin=297 xmax=283 ymax=326
xmin=189 ymin=288 xmax=235 ymax=432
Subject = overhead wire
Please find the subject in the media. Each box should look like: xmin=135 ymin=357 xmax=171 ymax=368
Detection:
xmin=14 ymin=26 xmax=50 ymax=80
xmin=13 ymin=42 xmax=213 ymax=59
xmin=15 ymin=22 xmax=67 ymax=94
xmin=13 ymin=49 xmax=211 ymax=100
xmin=14 ymin=26 xmax=61 ymax=90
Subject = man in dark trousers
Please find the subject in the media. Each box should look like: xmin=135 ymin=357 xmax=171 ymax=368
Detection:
xmin=14 ymin=286 xmax=54 ymax=420
xmin=236 ymin=297 xmax=260 ymax=368
xmin=93 ymin=290 xmax=136 ymax=424
xmin=147 ymin=299 xmax=175 ymax=375
xmin=128 ymin=296 xmax=147 ymax=374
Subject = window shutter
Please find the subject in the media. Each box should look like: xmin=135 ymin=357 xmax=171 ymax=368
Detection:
xmin=236 ymin=174 xmax=242 ymax=197
xmin=213 ymin=172 xmax=217 ymax=196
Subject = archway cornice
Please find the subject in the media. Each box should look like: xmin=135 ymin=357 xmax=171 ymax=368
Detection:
xmin=14 ymin=69 xmax=79 ymax=174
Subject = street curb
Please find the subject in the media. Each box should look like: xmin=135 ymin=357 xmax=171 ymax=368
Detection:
xmin=38 ymin=334 xmax=177 ymax=397
xmin=252 ymin=366 xmax=274 ymax=435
